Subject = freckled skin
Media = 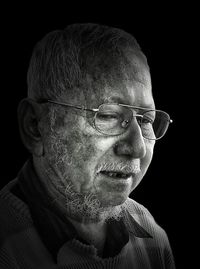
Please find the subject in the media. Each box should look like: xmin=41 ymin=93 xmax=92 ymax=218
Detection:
xmin=35 ymin=57 xmax=155 ymax=220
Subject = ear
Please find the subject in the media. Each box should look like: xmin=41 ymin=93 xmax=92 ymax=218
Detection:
xmin=18 ymin=98 xmax=44 ymax=157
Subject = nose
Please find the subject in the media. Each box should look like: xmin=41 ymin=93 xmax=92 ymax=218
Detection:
xmin=114 ymin=117 xmax=146 ymax=159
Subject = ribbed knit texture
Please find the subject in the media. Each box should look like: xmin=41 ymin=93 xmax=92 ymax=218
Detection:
xmin=0 ymin=178 xmax=176 ymax=268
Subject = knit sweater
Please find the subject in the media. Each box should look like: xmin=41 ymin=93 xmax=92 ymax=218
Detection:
xmin=0 ymin=162 xmax=176 ymax=269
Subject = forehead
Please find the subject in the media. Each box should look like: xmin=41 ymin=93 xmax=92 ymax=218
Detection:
xmin=83 ymin=60 xmax=154 ymax=109
xmin=60 ymin=55 xmax=154 ymax=109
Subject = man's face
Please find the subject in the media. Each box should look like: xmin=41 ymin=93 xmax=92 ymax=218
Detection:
xmin=38 ymin=57 xmax=155 ymax=219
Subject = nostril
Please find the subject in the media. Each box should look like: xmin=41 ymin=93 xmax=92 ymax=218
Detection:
xmin=114 ymin=142 xmax=134 ymax=157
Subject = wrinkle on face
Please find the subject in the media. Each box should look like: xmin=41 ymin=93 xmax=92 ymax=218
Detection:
xmin=43 ymin=106 xmax=96 ymax=188
xmin=35 ymin=53 xmax=155 ymax=222
xmin=38 ymin=109 xmax=127 ymax=222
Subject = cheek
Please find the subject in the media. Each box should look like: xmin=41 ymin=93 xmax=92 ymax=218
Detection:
xmin=42 ymin=113 xmax=118 ymax=191
xmin=141 ymin=140 xmax=155 ymax=174
xmin=43 ymin=126 xmax=98 ymax=189
xmin=93 ymin=136 xmax=116 ymax=152
xmin=129 ymin=141 xmax=154 ymax=191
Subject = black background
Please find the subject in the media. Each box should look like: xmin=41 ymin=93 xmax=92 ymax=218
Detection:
xmin=0 ymin=3 xmax=194 ymax=268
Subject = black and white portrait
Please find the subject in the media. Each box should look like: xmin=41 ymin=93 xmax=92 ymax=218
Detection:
xmin=0 ymin=7 xmax=190 ymax=268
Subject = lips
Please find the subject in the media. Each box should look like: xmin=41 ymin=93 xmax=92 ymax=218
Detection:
xmin=100 ymin=170 xmax=132 ymax=179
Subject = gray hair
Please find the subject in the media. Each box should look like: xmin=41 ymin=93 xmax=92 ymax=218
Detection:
xmin=27 ymin=23 xmax=149 ymax=101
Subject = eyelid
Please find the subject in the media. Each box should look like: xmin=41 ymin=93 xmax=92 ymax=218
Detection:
xmin=143 ymin=117 xmax=154 ymax=124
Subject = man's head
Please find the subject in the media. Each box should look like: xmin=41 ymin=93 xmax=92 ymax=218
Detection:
xmin=18 ymin=23 xmax=155 ymax=222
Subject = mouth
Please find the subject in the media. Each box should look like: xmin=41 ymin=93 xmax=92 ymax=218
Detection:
xmin=99 ymin=170 xmax=133 ymax=180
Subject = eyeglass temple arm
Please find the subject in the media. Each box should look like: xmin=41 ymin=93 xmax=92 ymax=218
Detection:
xmin=47 ymin=100 xmax=99 ymax=112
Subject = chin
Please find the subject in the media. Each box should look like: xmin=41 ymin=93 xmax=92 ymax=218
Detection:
xmin=100 ymin=193 xmax=129 ymax=208
xmin=130 ymin=177 xmax=143 ymax=192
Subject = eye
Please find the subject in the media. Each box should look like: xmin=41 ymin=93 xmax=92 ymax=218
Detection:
xmin=140 ymin=117 xmax=155 ymax=137
xmin=142 ymin=111 xmax=155 ymax=125
xmin=96 ymin=112 xmax=119 ymax=121
xmin=142 ymin=116 xmax=154 ymax=125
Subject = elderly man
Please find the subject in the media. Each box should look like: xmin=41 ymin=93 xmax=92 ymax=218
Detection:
xmin=0 ymin=23 xmax=175 ymax=268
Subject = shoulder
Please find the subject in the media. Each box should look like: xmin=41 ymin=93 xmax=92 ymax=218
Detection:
xmin=125 ymin=198 xmax=170 ymax=244
xmin=125 ymin=197 xmax=155 ymax=224
xmin=0 ymin=180 xmax=32 ymax=244
xmin=124 ymin=198 xmax=176 ymax=268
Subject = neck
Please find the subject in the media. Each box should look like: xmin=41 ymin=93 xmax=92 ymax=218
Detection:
xmin=69 ymin=217 xmax=107 ymax=256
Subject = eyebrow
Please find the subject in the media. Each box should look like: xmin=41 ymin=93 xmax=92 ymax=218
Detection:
xmin=103 ymin=96 xmax=155 ymax=110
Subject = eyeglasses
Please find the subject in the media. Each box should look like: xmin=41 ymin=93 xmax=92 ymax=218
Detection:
xmin=40 ymin=99 xmax=173 ymax=140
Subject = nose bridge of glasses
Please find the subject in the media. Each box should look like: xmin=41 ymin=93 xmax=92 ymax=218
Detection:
xmin=123 ymin=111 xmax=143 ymax=133
xmin=130 ymin=114 xmax=144 ymax=133
xmin=134 ymin=113 xmax=143 ymax=119
xmin=122 ymin=105 xmax=144 ymax=125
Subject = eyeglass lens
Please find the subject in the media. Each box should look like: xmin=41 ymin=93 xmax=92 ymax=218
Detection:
xmin=94 ymin=104 xmax=170 ymax=140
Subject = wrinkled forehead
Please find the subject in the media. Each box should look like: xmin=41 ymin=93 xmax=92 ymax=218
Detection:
xmin=61 ymin=53 xmax=153 ymax=107
xmin=83 ymin=55 xmax=153 ymax=107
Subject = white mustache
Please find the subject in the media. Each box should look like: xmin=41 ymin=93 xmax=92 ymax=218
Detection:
xmin=96 ymin=161 xmax=141 ymax=175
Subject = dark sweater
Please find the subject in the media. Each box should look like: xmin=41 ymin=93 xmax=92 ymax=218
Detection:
xmin=0 ymin=161 xmax=175 ymax=268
